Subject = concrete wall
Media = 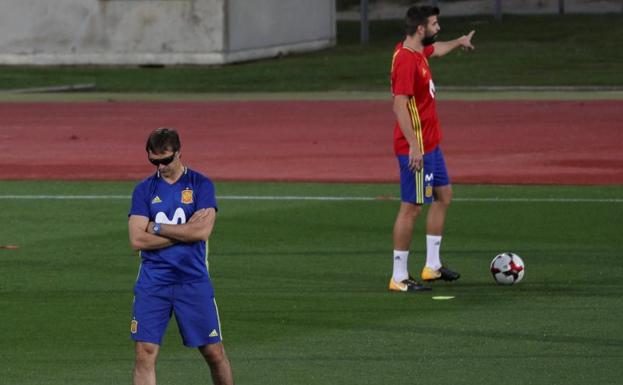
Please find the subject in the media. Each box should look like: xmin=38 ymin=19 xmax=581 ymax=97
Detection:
xmin=225 ymin=0 xmax=336 ymax=62
xmin=0 ymin=0 xmax=335 ymax=65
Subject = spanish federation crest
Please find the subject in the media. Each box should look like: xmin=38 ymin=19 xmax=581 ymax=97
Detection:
xmin=425 ymin=185 xmax=433 ymax=198
xmin=181 ymin=189 xmax=194 ymax=204
xmin=131 ymin=319 xmax=138 ymax=334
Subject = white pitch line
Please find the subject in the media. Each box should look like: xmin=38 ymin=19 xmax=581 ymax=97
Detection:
xmin=455 ymin=197 xmax=623 ymax=203
xmin=0 ymin=195 xmax=622 ymax=203
xmin=0 ymin=195 xmax=129 ymax=200
xmin=219 ymin=195 xmax=376 ymax=201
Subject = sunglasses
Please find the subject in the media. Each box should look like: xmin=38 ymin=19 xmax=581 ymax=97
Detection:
xmin=148 ymin=153 xmax=176 ymax=166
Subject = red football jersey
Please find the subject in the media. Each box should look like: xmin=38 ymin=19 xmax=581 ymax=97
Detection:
xmin=391 ymin=42 xmax=441 ymax=155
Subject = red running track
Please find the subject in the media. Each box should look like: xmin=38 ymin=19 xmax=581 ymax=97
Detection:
xmin=0 ymin=100 xmax=621 ymax=184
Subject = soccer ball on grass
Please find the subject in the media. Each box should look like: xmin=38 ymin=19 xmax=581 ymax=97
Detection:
xmin=490 ymin=252 xmax=525 ymax=285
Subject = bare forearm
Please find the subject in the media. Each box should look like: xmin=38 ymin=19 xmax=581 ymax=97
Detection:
xmin=432 ymin=39 xmax=461 ymax=57
xmin=130 ymin=232 xmax=175 ymax=251
xmin=158 ymin=222 xmax=212 ymax=243
xmin=433 ymin=30 xmax=475 ymax=57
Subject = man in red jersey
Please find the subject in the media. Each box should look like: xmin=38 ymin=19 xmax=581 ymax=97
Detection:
xmin=388 ymin=5 xmax=475 ymax=292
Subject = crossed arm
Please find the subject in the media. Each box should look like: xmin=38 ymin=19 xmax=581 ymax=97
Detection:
xmin=128 ymin=208 xmax=216 ymax=251
xmin=432 ymin=30 xmax=475 ymax=57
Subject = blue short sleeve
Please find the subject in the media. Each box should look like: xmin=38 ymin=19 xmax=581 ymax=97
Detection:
xmin=129 ymin=184 xmax=150 ymax=218
xmin=196 ymin=179 xmax=218 ymax=211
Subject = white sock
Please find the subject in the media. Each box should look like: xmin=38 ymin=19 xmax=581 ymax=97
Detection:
xmin=392 ymin=250 xmax=409 ymax=282
xmin=425 ymin=235 xmax=442 ymax=270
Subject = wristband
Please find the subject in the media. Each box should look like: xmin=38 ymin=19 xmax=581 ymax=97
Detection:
xmin=153 ymin=222 xmax=161 ymax=235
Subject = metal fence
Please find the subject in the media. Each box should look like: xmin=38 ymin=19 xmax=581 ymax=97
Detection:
xmin=355 ymin=0 xmax=623 ymax=43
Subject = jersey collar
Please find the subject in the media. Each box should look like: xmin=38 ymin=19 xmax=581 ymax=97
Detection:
xmin=157 ymin=166 xmax=188 ymax=180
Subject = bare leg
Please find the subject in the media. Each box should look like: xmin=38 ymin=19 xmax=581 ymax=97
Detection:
xmin=426 ymin=185 xmax=452 ymax=236
xmin=133 ymin=342 xmax=159 ymax=385
xmin=392 ymin=202 xmax=423 ymax=250
xmin=199 ymin=342 xmax=234 ymax=385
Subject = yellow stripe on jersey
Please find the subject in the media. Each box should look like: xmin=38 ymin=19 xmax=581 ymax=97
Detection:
xmin=407 ymin=96 xmax=425 ymax=204
xmin=135 ymin=251 xmax=143 ymax=282
xmin=407 ymin=97 xmax=424 ymax=153
xmin=390 ymin=49 xmax=400 ymax=72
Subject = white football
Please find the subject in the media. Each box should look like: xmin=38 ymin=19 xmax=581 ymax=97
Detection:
xmin=490 ymin=252 xmax=525 ymax=285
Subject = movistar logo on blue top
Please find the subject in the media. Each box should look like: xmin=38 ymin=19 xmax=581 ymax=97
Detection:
xmin=155 ymin=208 xmax=187 ymax=225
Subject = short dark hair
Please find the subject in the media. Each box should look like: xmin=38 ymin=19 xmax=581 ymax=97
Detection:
xmin=405 ymin=5 xmax=440 ymax=36
xmin=145 ymin=127 xmax=181 ymax=154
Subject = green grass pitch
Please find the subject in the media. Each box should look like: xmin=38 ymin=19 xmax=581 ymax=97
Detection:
xmin=1 ymin=181 xmax=622 ymax=385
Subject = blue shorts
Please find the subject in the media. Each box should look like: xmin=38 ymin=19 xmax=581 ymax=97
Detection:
xmin=398 ymin=146 xmax=450 ymax=204
xmin=130 ymin=281 xmax=222 ymax=347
